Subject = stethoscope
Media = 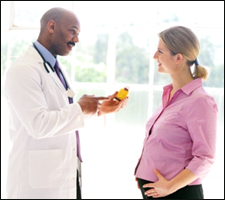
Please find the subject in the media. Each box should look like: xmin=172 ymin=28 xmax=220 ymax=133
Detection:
xmin=33 ymin=42 xmax=75 ymax=98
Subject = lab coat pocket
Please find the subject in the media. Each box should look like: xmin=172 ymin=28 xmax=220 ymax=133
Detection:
xmin=28 ymin=149 xmax=63 ymax=189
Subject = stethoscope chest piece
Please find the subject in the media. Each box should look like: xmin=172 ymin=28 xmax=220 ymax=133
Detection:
xmin=67 ymin=89 xmax=75 ymax=98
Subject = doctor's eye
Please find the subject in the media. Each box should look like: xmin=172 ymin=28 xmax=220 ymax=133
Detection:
xmin=70 ymin=29 xmax=79 ymax=36
xmin=70 ymin=29 xmax=75 ymax=34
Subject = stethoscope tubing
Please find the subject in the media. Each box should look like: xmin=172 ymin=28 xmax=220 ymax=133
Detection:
xmin=33 ymin=43 xmax=55 ymax=73
xmin=33 ymin=43 xmax=74 ymax=98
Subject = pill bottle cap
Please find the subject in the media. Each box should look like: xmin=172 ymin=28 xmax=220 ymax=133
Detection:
xmin=124 ymin=86 xmax=130 ymax=91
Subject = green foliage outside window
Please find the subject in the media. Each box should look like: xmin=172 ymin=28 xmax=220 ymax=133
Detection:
xmin=198 ymin=37 xmax=224 ymax=88
xmin=116 ymin=32 xmax=149 ymax=84
xmin=73 ymin=33 xmax=108 ymax=83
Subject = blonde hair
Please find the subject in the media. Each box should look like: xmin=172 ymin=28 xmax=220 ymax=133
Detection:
xmin=159 ymin=26 xmax=209 ymax=80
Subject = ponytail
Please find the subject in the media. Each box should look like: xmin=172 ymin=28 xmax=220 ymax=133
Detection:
xmin=192 ymin=60 xmax=209 ymax=80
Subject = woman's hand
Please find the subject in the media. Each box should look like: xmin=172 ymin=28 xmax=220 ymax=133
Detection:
xmin=143 ymin=169 xmax=173 ymax=198
xmin=143 ymin=168 xmax=198 ymax=198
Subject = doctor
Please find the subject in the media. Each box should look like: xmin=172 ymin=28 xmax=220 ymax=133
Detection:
xmin=4 ymin=7 xmax=128 ymax=199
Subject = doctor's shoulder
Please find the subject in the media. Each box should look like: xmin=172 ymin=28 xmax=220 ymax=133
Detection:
xmin=5 ymin=50 xmax=43 ymax=88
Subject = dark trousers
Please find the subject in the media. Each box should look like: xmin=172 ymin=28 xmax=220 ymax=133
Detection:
xmin=137 ymin=178 xmax=204 ymax=199
xmin=76 ymin=170 xmax=82 ymax=199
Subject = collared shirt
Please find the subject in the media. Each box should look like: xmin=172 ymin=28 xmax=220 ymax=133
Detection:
xmin=33 ymin=40 xmax=68 ymax=88
xmin=33 ymin=40 xmax=56 ymax=68
xmin=135 ymin=78 xmax=218 ymax=185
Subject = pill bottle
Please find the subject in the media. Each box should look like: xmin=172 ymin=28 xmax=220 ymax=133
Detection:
xmin=114 ymin=86 xmax=129 ymax=101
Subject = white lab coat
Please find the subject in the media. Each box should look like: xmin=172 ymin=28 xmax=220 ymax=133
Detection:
xmin=4 ymin=45 xmax=85 ymax=199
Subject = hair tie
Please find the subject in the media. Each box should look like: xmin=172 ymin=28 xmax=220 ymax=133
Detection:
xmin=194 ymin=58 xmax=199 ymax=66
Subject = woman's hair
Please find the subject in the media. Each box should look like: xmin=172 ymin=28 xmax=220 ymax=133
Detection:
xmin=158 ymin=26 xmax=209 ymax=80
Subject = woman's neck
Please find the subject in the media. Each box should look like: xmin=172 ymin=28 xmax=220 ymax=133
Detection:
xmin=169 ymin=72 xmax=194 ymax=100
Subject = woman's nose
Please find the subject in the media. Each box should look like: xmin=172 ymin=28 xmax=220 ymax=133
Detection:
xmin=153 ymin=51 xmax=157 ymax=59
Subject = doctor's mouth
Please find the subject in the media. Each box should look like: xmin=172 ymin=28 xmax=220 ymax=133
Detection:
xmin=67 ymin=42 xmax=75 ymax=50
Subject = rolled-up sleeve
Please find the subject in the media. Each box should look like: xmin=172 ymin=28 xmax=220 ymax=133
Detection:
xmin=186 ymin=96 xmax=218 ymax=180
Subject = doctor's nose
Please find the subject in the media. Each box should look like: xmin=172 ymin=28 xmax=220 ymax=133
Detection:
xmin=73 ymin=35 xmax=79 ymax=43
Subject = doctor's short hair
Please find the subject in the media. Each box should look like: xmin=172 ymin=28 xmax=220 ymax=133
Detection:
xmin=158 ymin=26 xmax=209 ymax=80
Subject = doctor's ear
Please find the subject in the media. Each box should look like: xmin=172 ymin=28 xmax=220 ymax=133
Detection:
xmin=47 ymin=20 xmax=56 ymax=33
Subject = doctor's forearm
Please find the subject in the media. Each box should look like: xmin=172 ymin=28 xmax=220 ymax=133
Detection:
xmin=26 ymin=104 xmax=84 ymax=139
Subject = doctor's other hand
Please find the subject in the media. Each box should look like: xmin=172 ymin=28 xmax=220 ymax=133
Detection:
xmin=78 ymin=94 xmax=109 ymax=115
xmin=98 ymin=91 xmax=128 ymax=116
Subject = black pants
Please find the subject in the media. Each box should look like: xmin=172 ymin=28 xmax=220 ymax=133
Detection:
xmin=76 ymin=170 xmax=82 ymax=199
xmin=137 ymin=178 xmax=204 ymax=199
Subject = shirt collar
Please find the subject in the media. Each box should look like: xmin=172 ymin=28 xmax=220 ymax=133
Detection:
xmin=33 ymin=40 xmax=56 ymax=68
xmin=163 ymin=78 xmax=203 ymax=95
xmin=181 ymin=78 xmax=202 ymax=95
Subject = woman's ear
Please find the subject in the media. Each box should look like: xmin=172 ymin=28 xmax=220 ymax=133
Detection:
xmin=175 ymin=53 xmax=183 ymax=64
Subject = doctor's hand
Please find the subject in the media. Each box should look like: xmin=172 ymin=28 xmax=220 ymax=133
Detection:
xmin=78 ymin=94 xmax=109 ymax=115
xmin=98 ymin=91 xmax=128 ymax=116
